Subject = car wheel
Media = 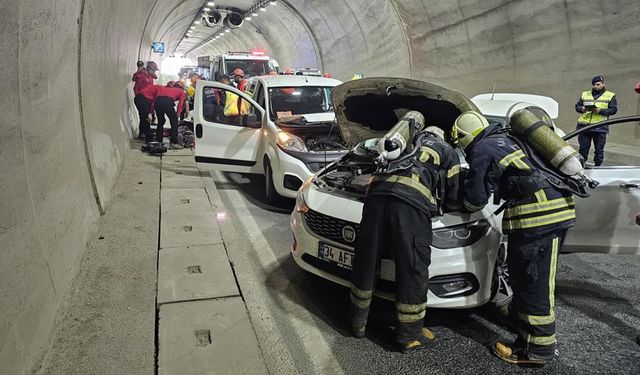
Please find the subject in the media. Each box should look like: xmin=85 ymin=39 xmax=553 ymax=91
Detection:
xmin=264 ymin=160 xmax=278 ymax=203
xmin=490 ymin=242 xmax=513 ymax=307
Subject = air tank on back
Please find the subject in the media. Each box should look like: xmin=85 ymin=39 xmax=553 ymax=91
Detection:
xmin=377 ymin=111 xmax=425 ymax=161
xmin=509 ymin=108 xmax=584 ymax=178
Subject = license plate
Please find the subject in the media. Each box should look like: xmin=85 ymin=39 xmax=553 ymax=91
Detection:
xmin=318 ymin=242 xmax=354 ymax=270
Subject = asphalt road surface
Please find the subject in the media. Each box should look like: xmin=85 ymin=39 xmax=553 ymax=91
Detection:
xmin=210 ymin=171 xmax=640 ymax=375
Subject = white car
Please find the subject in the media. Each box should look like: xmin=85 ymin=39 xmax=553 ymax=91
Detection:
xmin=193 ymin=75 xmax=348 ymax=201
xmin=289 ymin=77 xmax=640 ymax=309
xmin=471 ymin=93 xmax=565 ymax=136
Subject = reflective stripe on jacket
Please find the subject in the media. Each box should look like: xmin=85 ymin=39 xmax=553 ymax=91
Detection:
xmin=463 ymin=125 xmax=575 ymax=236
xmin=366 ymin=134 xmax=462 ymax=217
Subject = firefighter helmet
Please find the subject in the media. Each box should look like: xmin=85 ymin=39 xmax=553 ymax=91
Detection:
xmin=232 ymin=68 xmax=245 ymax=77
xmin=452 ymin=111 xmax=489 ymax=150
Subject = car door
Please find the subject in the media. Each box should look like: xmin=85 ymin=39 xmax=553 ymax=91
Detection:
xmin=194 ymin=80 xmax=265 ymax=173
xmin=562 ymin=118 xmax=640 ymax=254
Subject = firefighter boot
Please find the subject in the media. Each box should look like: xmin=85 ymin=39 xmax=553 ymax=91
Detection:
xmin=398 ymin=328 xmax=435 ymax=354
xmin=348 ymin=304 xmax=369 ymax=338
xmin=493 ymin=342 xmax=549 ymax=367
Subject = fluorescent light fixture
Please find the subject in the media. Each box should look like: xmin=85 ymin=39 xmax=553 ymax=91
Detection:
xmin=207 ymin=1 xmax=215 ymax=6
xmin=225 ymin=28 xmax=231 ymax=32
xmin=251 ymin=12 xmax=258 ymax=16
xmin=189 ymin=26 xmax=195 ymax=29
xmin=260 ymin=7 xmax=267 ymax=11
xmin=245 ymin=16 xmax=252 ymax=21
xmin=203 ymin=7 xmax=211 ymax=11
xmin=270 ymin=1 xmax=278 ymax=4
xmin=194 ymin=20 xmax=201 ymax=24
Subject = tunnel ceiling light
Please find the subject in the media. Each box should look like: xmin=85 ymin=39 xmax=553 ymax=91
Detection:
xmin=251 ymin=12 xmax=258 ymax=16
xmin=225 ymin=28 xmax=231 ymax=32
xmin=270 ymin=0 xmax=277 ymax=5
xmin=207 ymin=1 xmax=215 ymax=6
xmin=194 ymin=20 xmax=201 ymax=24
xmin=203 ymin=7 xmax=211 ymax=11
xmin=245 ymin=16 xmax=252 ymax=21
xmin=260 ymin=7 xmax=267 ymax=11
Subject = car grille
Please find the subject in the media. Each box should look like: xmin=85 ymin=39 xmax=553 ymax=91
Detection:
xmin=303 ymin=209 xmax=360 ymax=247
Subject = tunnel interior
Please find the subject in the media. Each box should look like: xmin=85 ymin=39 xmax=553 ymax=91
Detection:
xmin=3 ymin=0 xmax=640 ymax=372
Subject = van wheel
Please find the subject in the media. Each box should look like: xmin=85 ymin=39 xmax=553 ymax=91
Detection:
xmin=264 ymin=161 xmax=278 ymax=203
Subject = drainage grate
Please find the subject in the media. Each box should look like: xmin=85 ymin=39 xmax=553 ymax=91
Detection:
xmin=194 ymin=330 xmax=211 ymax=347
xmin=187 ymin=266 xmax=202 ymax=274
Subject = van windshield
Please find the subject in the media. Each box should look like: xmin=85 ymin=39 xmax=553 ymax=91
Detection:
xmin=225 ymin=59 xmax=270 ymax=77
xmin=268 ymin=86 xmax=334 ymax=121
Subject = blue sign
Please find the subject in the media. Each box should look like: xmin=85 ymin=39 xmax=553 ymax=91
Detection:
xmin=151 ymin=42 xmax=165 ymax=53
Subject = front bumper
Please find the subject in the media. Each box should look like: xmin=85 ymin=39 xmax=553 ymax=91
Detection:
xmin=290 ymin=208 xmax=501 ymax=309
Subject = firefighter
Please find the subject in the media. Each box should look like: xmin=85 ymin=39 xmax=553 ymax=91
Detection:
xmin=349 ymin=123 xmax=462 ymax=354
xmin=452 ymin=111 xmax=576 ymax=366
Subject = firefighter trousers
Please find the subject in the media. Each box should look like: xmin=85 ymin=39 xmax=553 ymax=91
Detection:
xmin=349 ymin=195 xmax=432 ymax=343
xmin=507 ymin=228 xmax=567 ymax=358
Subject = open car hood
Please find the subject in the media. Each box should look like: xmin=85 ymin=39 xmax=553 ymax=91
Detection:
xmin=332 ymin=77 xmax=479 ymax=148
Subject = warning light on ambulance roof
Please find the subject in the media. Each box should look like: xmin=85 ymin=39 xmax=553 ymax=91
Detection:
xmin=251 ymin=50 xmax=265 ymax=56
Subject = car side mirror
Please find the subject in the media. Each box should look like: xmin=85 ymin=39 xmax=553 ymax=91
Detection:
xmin=242 ymin=113 xmax=260 ymax=128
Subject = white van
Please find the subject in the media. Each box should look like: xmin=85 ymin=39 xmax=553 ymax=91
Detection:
xmin=193 ymin=75 xmax=347 ymax=201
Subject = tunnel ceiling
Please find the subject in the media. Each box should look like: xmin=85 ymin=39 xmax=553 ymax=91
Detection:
xmin=141 ymin=0 xmax=639 ymax=139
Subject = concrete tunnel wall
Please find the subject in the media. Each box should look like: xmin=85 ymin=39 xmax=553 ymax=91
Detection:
xmin=2 ymin=0 xmax=639 ymax=372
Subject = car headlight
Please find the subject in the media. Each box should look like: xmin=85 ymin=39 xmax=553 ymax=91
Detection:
xmin=295 ymin=191 xmax=309 ymax=213
xmin=432 ymin=220 xmax=491 ymax=249
xmin=277 ymin=131 xmax=307 ymax=152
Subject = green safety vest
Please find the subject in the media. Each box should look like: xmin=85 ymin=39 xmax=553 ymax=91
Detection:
xmin=577 ymin=90 xmax=615 ymax=125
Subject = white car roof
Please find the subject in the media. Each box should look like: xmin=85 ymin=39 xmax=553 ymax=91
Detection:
xmin=472 ymin=93 xmax=559 ymax=119
xmin=252 ymin=75 xmax=342 ymax=88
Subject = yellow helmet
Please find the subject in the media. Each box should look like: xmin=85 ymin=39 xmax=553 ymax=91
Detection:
xmin=424 ymin=126 xmax=445 ymax=141
xmin=452 ymin=111 xmax=489 ymax=150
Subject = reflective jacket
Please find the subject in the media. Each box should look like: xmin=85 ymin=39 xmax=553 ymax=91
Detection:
xmin=463 ymin=125 xmax=575 ymax=236
xmin=223 ymin=91 xmax=249 ymax=116
xmin=575 ymin=89 xmax=617 ymax=133
xmin=367 ymin=133 xmax=462 ymax=217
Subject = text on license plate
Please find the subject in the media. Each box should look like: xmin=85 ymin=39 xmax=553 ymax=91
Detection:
xmin=318 ymin=242 xmax=354 ymax=270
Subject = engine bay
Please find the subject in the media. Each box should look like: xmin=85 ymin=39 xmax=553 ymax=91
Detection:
xmin=315 ymin=143 xmax=378 ymax=194
xmin=278 ymin=121 xmax=347 ymax=152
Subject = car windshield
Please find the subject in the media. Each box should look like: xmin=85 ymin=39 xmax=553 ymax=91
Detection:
xmin=268 ymin=86 xmax=334 ymax=121
xmin=225 ymin=59 xmax=270 ymax=77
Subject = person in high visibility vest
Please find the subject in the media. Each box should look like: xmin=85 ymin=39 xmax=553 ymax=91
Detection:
xmin=574 ymin=75 xmax=617 ymax=166
xmin=223 ymin=70 xmax=250 ymax=121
